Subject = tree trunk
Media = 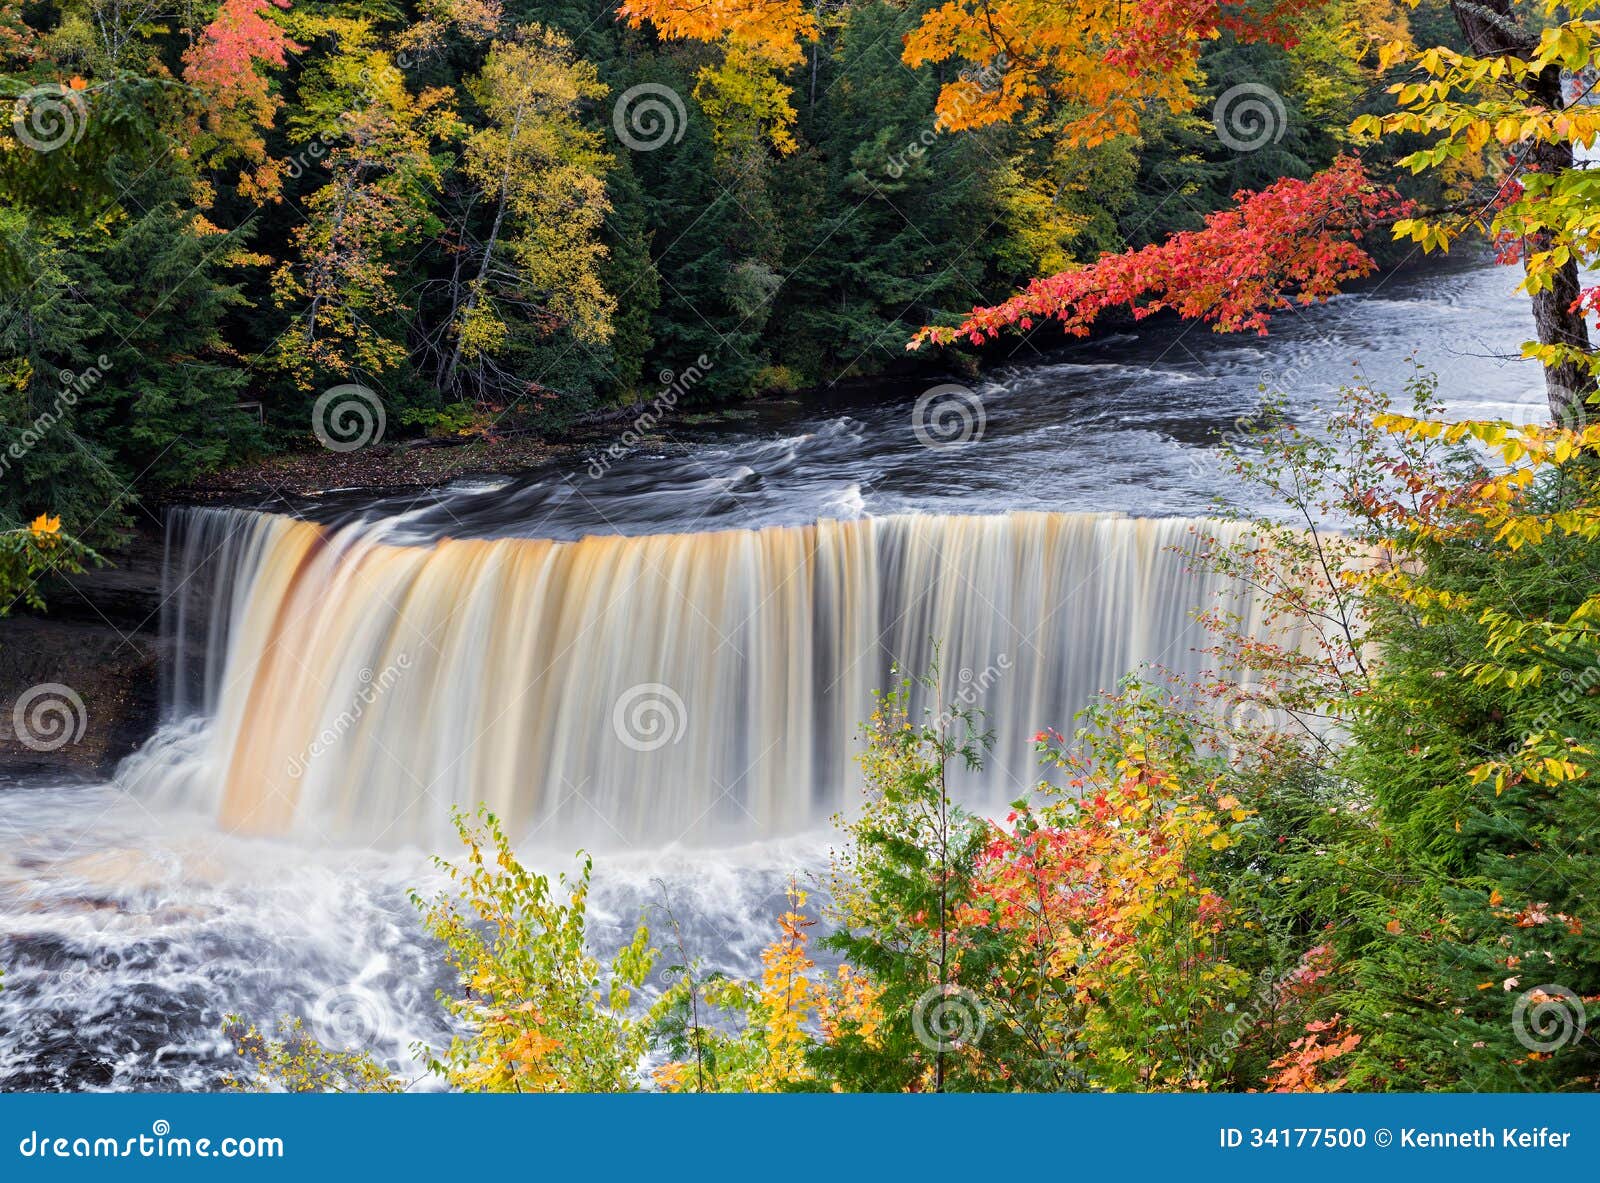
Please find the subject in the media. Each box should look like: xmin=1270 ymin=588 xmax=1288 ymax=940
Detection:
xmin=1449 ymin=0 xmax=1595 ymax=423
xmin=441 ymin=102 xmax=526 ymax=401
xmin=1526 ymin=119 xmax=1591 ymax=427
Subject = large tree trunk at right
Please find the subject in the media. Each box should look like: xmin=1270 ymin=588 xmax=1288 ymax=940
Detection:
xmin=1526 ymin=130 xmax=1592 ymax=426
xmin=1450 ymin=0 xmax=1595 ymax=424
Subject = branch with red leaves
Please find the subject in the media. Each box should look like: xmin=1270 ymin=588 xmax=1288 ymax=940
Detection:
xmin=910 ymin=156 xmax=1411 ymax=350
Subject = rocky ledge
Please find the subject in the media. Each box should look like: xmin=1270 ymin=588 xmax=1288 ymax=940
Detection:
xmin=0 ymin=519 xmax=166 ymax=778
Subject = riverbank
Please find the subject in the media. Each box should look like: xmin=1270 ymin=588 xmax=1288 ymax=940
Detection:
xmin=180 ymin=433 xmax=576 ymax=499
xmin=178 ymin=366 xmax=956 ymax=500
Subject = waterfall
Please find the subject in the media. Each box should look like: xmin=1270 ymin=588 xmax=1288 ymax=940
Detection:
xmin=128 ymin=506 xmax=1272 ymax=849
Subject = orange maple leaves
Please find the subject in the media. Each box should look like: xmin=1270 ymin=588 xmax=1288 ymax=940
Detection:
xmin=621 ymin=0 xmax=1302 ymax=143
xmin=904 ymin=0 xmax=1297 ymax=144
xmin=617 ymin=0 xmax=816 ymax=67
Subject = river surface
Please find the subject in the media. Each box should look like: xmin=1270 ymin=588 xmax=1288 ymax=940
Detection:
xmin=0 ymin=253 xmax=1548 ymax=1090
xmin=288 ymin=251 xmax=1546 ymax=541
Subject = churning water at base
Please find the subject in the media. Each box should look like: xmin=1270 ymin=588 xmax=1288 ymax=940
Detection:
xmin=135 ymin=506 xmax=1271 ymax=850
xmin=0 ymin=779 xmax=824 ymax=1090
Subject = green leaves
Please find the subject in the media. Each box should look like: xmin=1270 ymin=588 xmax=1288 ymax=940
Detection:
xmin=415 ymin=806 xmax=656 ymax=1092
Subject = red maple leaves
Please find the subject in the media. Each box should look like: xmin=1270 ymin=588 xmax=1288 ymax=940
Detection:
xmin=913 ymin=155 xmax=1410 ymax=349
xmin=182 ymin=0 xmax=298 ymax=119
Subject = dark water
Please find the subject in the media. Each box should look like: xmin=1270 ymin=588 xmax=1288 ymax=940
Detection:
xmin=0 ymin=253 xmax=1546 ymax=1090
xmin=285 ymin=252 xmax=1542 ymax=543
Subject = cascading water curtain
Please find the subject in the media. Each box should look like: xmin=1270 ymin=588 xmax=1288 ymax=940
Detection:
xmin=136 ymin=508 xmax=1277 ymax=849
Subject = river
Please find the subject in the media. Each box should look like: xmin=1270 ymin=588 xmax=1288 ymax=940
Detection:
xmin=0 ymin=253 xmax=1547 ymax=1089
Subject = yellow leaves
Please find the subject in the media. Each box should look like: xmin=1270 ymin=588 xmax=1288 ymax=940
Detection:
xmin=28 ymin=513 xmax=61 ymax=542
xmin=1384 ymin=214 xmax=1457 ymax=251
xmin=421 ymin=810 xmax=655 ymax=1093
xmin=1349 ymin=112 xmax=1384 ymax=143
xmin=819 ymin=965 xmax=885 ymax=1048
xmin=1385 ymin=919 xmax=1403 ymax=935
xmin=693 ymin=45 xmax=800 ymax=155
xmin=1539 ymin=755 xmax=1589 ymax=784
xmin=1496 ymin=514 xmax=1552 ymax=552
xmin=1534 ymin=23 xmax=1594 ymax=71
xmin=1469 ymin=761 xmax=1511 ymax=795
xmin=507 ymin=1027 xmax=563 ymax=1079
xmin=1472 ymin=730 xmax=1593 ymax=797
xmin=1376 ymin=39 xmax=1410 ymax=71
